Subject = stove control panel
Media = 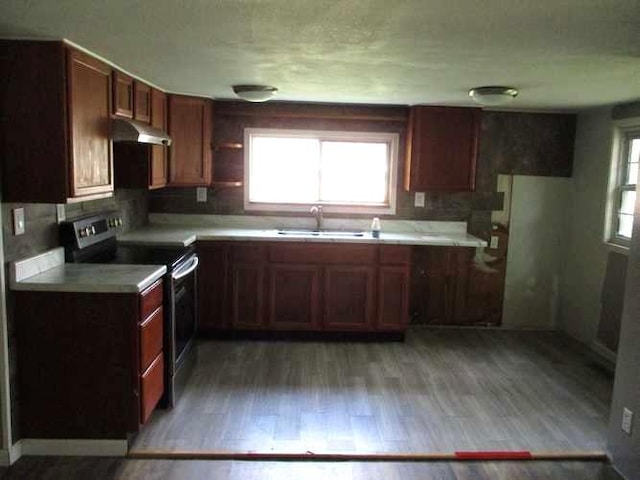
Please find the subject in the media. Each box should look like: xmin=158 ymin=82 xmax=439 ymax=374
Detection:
xmin=60 ymin=211 xmax=124 ymax=257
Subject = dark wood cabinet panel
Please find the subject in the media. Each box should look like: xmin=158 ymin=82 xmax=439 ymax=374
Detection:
xmin=140 ymin=279 xmax=163 ymax=319
xmin=323 ymin=266 xmax=375 ymax=330
xmin=112 ymin=71 xmax=134 ymax=118
xmin=0 ymin=43 xmax=114 ymax=202
xmin=15 ymin=291 xmax=140 ymax=438
xmin=134 ymin=81 xmax=151 ymax=123
xmin=268 ymin=264 xmax=320 ymax=330
xmin=231 ymin=263 xmax=265 ymax=328
xmin=140 ymin=353 xmax=164 ymax=425
xmin=405 ymin=106 xmax=480 ymax=192
xmin=168 ymin=95 xmax=212 ymax=186
xmin=411 ymin=246 xmax=477 ymax=325
xmin=198 ymin=241 xmax=411 ymax=334
xmin=197 ymin=243 xmax=230 ymax=331
xmin=14 ymin=280 xmax=165 ymax=439
xmin=377 ymin=266 xmax=410 ymax=331
xmin=67 ymin=49 xmax=114 ymax=198
xmin=140 ymin=306 xmax=163 ymax=371
xmin=150 ymin=88 xmax=168 ymax=188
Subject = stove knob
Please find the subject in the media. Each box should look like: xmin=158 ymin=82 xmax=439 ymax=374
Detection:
xmin=90 ymin=226 xmax=96 ymax=236
xmin=78 ymin=228 xmax=87 ymax=238
xmin=116 ymin=218 xmax=123 ymax=227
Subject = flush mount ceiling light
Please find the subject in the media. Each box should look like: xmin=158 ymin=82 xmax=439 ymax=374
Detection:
xmin=468 ymin=86 xmax=518 ymax=106
xmin=232 ymin=85 xmax=278 ymax=102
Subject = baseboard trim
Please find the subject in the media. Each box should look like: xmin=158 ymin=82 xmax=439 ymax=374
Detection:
xmin=590 ymin=340 xmax=617 ymax=373
xmin=20 ymin=438 xmax=128 ymax=457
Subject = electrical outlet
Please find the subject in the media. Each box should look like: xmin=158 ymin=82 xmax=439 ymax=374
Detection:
xmin=12 ymin=208 xmax=25 ymax=236
xmin=56 ymin=204 xmax=66 ymax=224
xmin=490 ymin=235 xmax=499 ymax=249
xmin=414 ymin=192 xmax=425 ymax=208
xmin=622 ymin=407 xmax=633 ymax=435
xmin=196 ymin=187 xmax=207 ymax=203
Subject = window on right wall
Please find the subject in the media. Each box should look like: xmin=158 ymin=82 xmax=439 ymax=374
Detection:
xmin=606 ymin=123 xmax=640 ymax=249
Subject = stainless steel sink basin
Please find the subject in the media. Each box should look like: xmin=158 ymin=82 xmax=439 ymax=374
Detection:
xmin=277 ymin=229 xmax=366 ymax=237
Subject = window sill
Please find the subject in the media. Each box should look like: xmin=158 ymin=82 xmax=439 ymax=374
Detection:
xmin=604 ymin=241 xmax=630 ymax=256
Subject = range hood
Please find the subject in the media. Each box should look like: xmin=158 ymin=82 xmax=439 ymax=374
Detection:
xmin=111 ymin=118 xmax=172 ymax=146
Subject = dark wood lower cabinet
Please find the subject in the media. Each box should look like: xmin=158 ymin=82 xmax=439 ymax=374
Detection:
xmin=377 ymin=266 xmax=410 ymax=331
xmin=15 ymin=281 xmax=164 ymax=439
xmin=198 ymin=241 xmax=411 ymax=334
xmin=231 ymin=263 xmax=265 ymax=329
xmin=323 ymin=266 xmax=375 ymax=330
xmin=268 ymin=264 xmax=320 ymax=329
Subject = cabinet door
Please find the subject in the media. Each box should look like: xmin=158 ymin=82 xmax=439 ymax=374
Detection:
xmin=168 ymin=95 xmax=212 ymax=186
xmin=268 ymin=264 xmax=320 ymax=330
xmin=230 ymin=263 xmax=265 ymax=328
xmin=150 ymin=88 xmax=168 ymax=189
xmin=197 ymin=243 xmax=229 ymax=331
xmin=134 ymin=82 xmax=151 ymax=123
xmin=405 ymin=106 xmax=480 ymax=192
xmin=67 ymin=50 xmax=113 ymax=198
xmin=112 ymin=71 xmax=134 ymax=118
xmin=377 ymin=266 xmax=410 ymax=331
xmin=411 ymin=246 xmax=451 ymax=324
xmin=323 ymin=266 xmax=375 ymax=330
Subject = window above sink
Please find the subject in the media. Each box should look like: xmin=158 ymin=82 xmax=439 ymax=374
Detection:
xmin=243 ymin=128 xmax=399 ymax=215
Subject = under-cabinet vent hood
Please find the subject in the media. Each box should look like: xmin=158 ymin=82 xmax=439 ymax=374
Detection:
xmin=111 ymin=118 xmax=172 ymax=146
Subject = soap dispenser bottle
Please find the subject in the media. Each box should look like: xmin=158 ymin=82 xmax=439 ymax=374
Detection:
xmin=371 ymin=217 xmax=381 ymax=238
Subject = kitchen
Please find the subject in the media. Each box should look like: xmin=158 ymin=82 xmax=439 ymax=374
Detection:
xmin=1 ymin=1 xmax=640 ymax=479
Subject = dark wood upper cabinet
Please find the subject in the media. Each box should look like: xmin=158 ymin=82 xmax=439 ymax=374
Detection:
xmin=404 ymin=106 xmax=481 ymax=192
xmin=114 ymin=87 xmax=168 ymax=190
xmin=134 ymin=81 xmax=151 ymax=123
xmin=112 ymin=71 xmax=134 ymax=118
xmin=1 ymin=41 xmax=114 ymax=203
xmin=167 ymin=94 xmax=212 ymax=186
xmin=68 ymin=50 xmax=114 ymax=199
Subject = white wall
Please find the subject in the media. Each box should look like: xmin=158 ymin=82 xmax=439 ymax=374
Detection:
xmin=502 ymin=175 xmax=570 ymax=328
xmin=559 ymin=108 xmax=612 ymax=344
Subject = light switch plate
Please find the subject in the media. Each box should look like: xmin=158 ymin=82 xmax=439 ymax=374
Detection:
xmin=414 ymin=192 xmax=425 ymax=208
xmin=196 ymin=187 xmax=207 ymax=203
xmin=56 ymin=204 xmax=66 ymax=224
xmin=622 ymin=407 xmax=633 ymax=435
xmin=13 ymin=208 xmax=25 ymax=235
xmin=490 ymin=235 xmax=499 ymax=249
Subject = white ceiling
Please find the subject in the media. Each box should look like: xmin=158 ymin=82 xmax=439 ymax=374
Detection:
xmin=1 ymin=0 xmax=639 ymax=111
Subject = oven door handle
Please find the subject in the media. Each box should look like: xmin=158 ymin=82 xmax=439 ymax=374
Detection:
xmin=171 ymin=255 xmax=199 ymax=281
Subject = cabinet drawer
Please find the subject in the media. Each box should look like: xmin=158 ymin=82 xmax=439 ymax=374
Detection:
xmin=379 ymin=246 xmax=412 ymax=265
xmin=140 ymin=353 xmax=164 ymax=424
xmin=140 ymin=306 xmax=163 ymax=372
xmin=140 ymin=280 xmax=163 ymax=320
xmin=269 ymin=244 xmax=376 ymax=265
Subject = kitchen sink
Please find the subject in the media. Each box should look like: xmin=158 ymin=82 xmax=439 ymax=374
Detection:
xmin=277 ymin=229 xmax=366 ymax=237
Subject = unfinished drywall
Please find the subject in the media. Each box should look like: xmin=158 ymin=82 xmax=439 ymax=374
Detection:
xmin=559 ymin=108 xmax=611 ymax=344
xmin=502 ymin=175 xmax=570 ymax=328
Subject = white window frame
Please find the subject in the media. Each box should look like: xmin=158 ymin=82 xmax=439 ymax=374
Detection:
xmin=243 ymin=128 xmax=399 ymax=215
xmin=604 ymin=119 xmax=640 ymax=251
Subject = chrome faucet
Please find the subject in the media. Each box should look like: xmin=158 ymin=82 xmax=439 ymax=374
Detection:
xmin=310 ymin=205 xmax=323 ymax=231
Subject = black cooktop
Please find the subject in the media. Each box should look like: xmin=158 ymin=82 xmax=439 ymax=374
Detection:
xmin=85 ymin=244 xmax=195 ymax=271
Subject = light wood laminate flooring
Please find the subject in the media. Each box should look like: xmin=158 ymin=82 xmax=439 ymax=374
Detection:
xmin=132 ymin=328 xmax=613 ymax=454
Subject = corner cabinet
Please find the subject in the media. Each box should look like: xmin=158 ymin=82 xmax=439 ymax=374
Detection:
xmin=1 ymin=41 xmax=114 ymax=203
xmin=167 ymin=95 xmax=212 ymax=186
xmin=404 ymin=106 xmax=480 ymax=192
